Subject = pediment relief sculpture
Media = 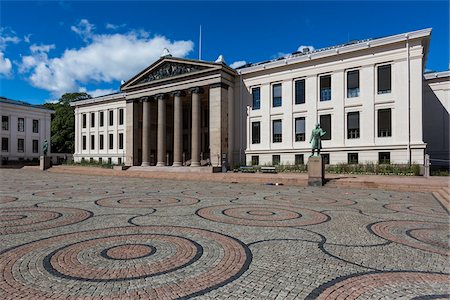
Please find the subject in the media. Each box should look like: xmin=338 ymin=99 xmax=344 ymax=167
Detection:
xmin=137 ymin=62 xmax=209 ymax=84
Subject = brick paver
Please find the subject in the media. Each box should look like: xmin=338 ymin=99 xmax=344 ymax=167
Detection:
xmin=0 ymin=168 xmax=448 ymax=299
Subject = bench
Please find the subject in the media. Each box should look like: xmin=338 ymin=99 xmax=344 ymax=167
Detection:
xmin=239 ymin=166 xmax=256 ymax=173
xmin=261 ymin=166 xmax=277 ymax=173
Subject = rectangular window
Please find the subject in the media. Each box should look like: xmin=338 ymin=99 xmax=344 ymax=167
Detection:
xmin=91 ymin=135 xmax=95 ymax=150
xmin=2 ymin=116 xmax=8 ymax=130
xmin=320 ymin=114 xmax=332 ymax=140
xmin=18 ymin=118 xmax=24 ymax=132
xmin=295 ymin=117 xmax=306 ymax=142
xmin=1 ymin=137 xmax=8 ymax=152
xmin=17 ymin=138 xmax=24 ymax=152
xmin=119 ymin=133 xmax=124 ymax=150
xmin=251 ymin=155 xmax=259 ymax=166
xmin=99 ymin=157 xmax=102 ymax=164
xmin=99 ymin=134 xmax=104 ymax=150
xmin=272 ymin=83 xmax=282 ymax=107
xmin=252 ymin=87 xmax=261 ymax=110
xmin=119 ymin=109 xmax=124 ymax=125
xmin=109 ymin=134 xmax=114 ymax=150
xmin=348 ymin=153 xmax=358 ymax=164
xmin=90 ymin=157 xmax=94 ymax=163
xmin=272 ymin=120 xmax=282 ymax=143
xmin=347 ymin=70 xmax=360 ymax=98
xmin=294 ymin=79 xmax=306 ymax=104
xmin=272 ymin=155 xmax=280 ymax=166
xmin=347 ymin=112 xmax=360 ymax=139
xmin=377 ymin=64 xmax=391 ymax=94
xmin=320 ymin=75 xmax=331 ymax=101
xmin=32 ymin=119 xmax=39 ymax=133
xmin=295 ymin=154 xmax=304 ymax=165
xmin=251 ymin=122 xmax=260 ymax=144
xmin=109 ymin=110 xmax=114 ymax=126
xmin=118 ymin=157 xmax=122 ymax=165
xmin=379 ymin=152 xmax=390 ymax=164
xmin=91 ymin=113 xmax=95 ymax=127
xmin=378 ymin=109 xmax=392 ymax=137
xmin=108 ymin=157 xmax=112 ymax=164
xmin=32 ymin=139 xmax=39 ymax=153
xmin=322 ymin=153 xmax=330 ymax=165
xmin=100 ymin=111 xmax=104 ymax=127
xmin=82 ymin=114 xmax=86 ymax=128
xmin=82 ymin=136 xmax=86 ymax=150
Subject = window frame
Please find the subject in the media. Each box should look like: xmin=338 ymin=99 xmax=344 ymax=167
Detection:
xmin=348 ymin=153 xmax=358 ymax=164
xmin=119 ymin=109 xmax=124 ymax=125
xmin=319 ymin=114 xmax=332 ymax=140
xmin=294 ymin=79 xmax=306 ymax=105
xmin=295 ymin=154 xmax=304 ymax=165
xmin=90 ymin=135 xmax=95 ymax=150
xmin=82 ymin=135 xmax=87 ymax=150
xmin=109 ymin=133 xmax=114 ymax=150
xmin=32 ymin=119 xmax=39 ymax=133
xmin=346 ymin=69 xmax=360 ymax=98
xmin=347 ymin=111 xmax=360 ymax=139
xmin=251 ymin=87 xmax=261 ymax=110
xmin=32 ymin=139 xmax=39 ymax=153
xmin=82 ymin=114 xmax=87 ymax=128
xmin=294 ymin=117 xmax=306 ymax=142
xmin=100 ymin=111 xmax=104 ymax=127
xmin=1 ymin=137 xmax=9 ymax=152
xmin=18 ymin=118 xmax=25 ymax=132
xmin=377 ymin=64 xmax=392 ymax=94
xmin=319 ymin=74 xmax=332 ymax=101
xmin=379 ymin=152 xmax=391 ymax=164
xmin=377 ymin=108 xmax=392 ymax=137
xmin=272 ymin=83 xmax=282 ymax=107
xmin=2 ymin=116 xmax=9 ymax=131
xmin=272 ymin=155 xmax=280 ymax=166
xmin=119 ymin=133 xmax=124 ymax=150
xmin=251 ymin=155 xmax=259 ymax=166
xmin=272 ymin=119 xmax=282 ymax=143
xmin=99 ymin=134 xmax=104 ymax=150
xmin=109 ymin=110 xmax=114 ymax=126
xmin=17 ymin=138 xmax=24 ymax=153
xmin=251 ymin=121 xmax=261 ymax=144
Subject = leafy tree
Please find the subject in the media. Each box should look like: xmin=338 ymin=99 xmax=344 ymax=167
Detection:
xmin=44 ymin=92 xmax=91 ymax=153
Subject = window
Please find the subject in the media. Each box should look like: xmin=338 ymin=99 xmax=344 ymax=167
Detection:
xmin=377 ymin=64 xmax=391 ymax=94
xmin=91 ymin=113 xmax=95 ymax=127
xmin=82 ymin=136 xmax=86 ymax=150
xmin=119 ymin=109 xmax=124 ymax=125
xmin=2 ymin=137 xmax=8 ymax=152
xmin=347 ymin=70 xmax=360 ymax=98
xmin=109 ymin=110 xmax=114 ymax=126
xmin=18 ymin=118 xmax=24 ymax=132
xmin=379 ymin=152 xmax=390 ymax=164
xmin=251 ymin=156 xmax=259 ymax=166
xmin=2 ymin=116 xmax=9 ymax=130
xmin=32 ymin=140 xmax=39 ymax=153
xmin=99 ymin=157 xmax=102 ymax=164
xmin=252 ymin=87 xmax=261 ymax=110
xmin=295 ymin=79 xmax=305 ymax=104
xmin=321 ymin=153 xmax=330 ymax=164
xmin=348 ymin=153 xmax=358 ymax=164
xmin=272 ymin=120 xmax=282 ymax=143
xmin=320 ymin=114 xmax=331 ymax=140
xmin=109 ymin=134 xmax=114 ymax=149
xmin=272 ymin=83 xmax=282 ymax=107
xmin=251 ymin=122 xmax=260 ymax=144
xmin=82 ymin=114 xmax=86 ymax=128
xmin=99 ymin=134 xmax=104 ymax=150
xmin=119 ymin=133 xmax=124 ymax=150
xmin=295 ymin=117 xmax=305 ymax=142
xmin=91 ymin=135 xmax=95 ymax=150
xmin=17 ymin=139 xmax=24 ymax=152
xmin=378 ymin=109 xmax=392 ymax=137
xmin=295 ymin=154 xmax=304 ymax=165
xmin=272 ymin=155 xmax=280 ymax=165
xmin=32 ymin=119 xmax=39 ymax=133
xmin=90 ymin=157 xmax=94 ymax=163
xmin=118 ymin=157 xmax=122 ymax=165
xmin=108 ymin=157 xmax=112 ymax=164
xmin=100 ymin=112 xmax=104 ymax=127
xmin=347 ymin=112 xmax=360 ymax=139
xmin=320 ymin=75 xmax=331 ymax=101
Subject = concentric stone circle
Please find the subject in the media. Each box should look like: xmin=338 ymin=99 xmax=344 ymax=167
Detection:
xmin=182 ymin=190 xmax=255 ymax=197
xmin=384 ymin=203 xmax=448 ymax=218
xmin=369 ymin=220 xmax=449 ymax=255
xmin=0 ymin=196 xmax=17 ymax=204
xmin=95 ymin=195 xmax=200 ymax=208
xmin=264 ymin=194 xmax=356 ymax=206
xmin=0 ymin=225 xmax=251 ymax=299
xmin=33 ymin=189 xmax=124 ymax=199
xmin=0 ymin=207 xmax=93 ymax=234
xmin=196 ymin=204 xmax=329 ymax=227
xmin=307 ymin=271 xmax=449 ymax=299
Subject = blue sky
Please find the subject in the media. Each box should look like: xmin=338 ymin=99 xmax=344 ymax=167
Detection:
xmin=1 ymin=1 xmax=448 ymax=104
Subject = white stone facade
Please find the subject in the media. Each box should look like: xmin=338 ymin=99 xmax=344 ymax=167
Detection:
xmin=0 ymin=97 xmax=53 ymax=162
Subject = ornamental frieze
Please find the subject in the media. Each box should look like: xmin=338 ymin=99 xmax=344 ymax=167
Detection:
xmin=137 ymin=62 xmax=208 ymax=84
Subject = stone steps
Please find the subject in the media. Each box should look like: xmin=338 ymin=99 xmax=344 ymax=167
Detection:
xmin=432 ymin=187 xmax=450 ymax=213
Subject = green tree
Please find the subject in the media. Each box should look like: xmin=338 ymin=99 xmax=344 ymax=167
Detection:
xmin=44 ymin=92 xmax=91 ymax=153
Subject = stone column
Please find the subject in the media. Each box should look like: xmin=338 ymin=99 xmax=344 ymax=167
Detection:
xmin=156 ymin=94 xmax=166 ymax=167
xmin=125 ymin=99 xmax=137 ymax=166
xmin=141 ymin=97 xmax=150 ymax=166
xmin=190 ymin=87 xmax=203 ymax=167
xmin=227 ymin=86 xmax=234 ymax=167
xmin=172 ymin=91 xmax=184 ymax=167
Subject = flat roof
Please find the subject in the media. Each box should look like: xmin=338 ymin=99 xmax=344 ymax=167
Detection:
xmin=0 ymin=96 xmax=54 ymax=113
xmin=70 ymin=92 xmax=126 ymax=107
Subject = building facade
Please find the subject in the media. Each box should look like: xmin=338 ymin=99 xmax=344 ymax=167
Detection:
xmin=71 ymin=28 xmax=447 ymax=167
xmin=0 ymin=97 xmax=53 ymax=163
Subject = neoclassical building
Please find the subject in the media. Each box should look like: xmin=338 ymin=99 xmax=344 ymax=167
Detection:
xmin=71 ymin=28 xmax=449 ymax=168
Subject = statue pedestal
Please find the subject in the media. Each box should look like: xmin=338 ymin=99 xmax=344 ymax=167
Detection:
xmin=308 ymin=156 xmax=324 ymax=186
xmin=40 ymin=156 xmax=51 ymax=171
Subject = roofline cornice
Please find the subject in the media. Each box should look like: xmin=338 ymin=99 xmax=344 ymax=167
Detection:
xmin=70 ymin=93 xmax=126 ymax=107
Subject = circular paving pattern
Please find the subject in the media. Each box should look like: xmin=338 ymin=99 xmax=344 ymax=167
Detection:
xmin=0 ymin=207 xmax=93 ymax=234
xmin=182 ymin=190 xmax=255 ymax=197
xmin=264 ymin=194 xmax=356 ymax=206
xmin=0 ymin=225 xmax=251 ymax=299
xmin=307 ymin=271 xmax=449 ymax=299
xmin=33 ymin=189 xmax=124 ymax=199
xmin=384 ymin=203 xmax=448 ymax=218
xmin=196 ymin=204 xmax=329 ymax=227
xmin=369 ymin=221 xmax=449 ymax=255
xmin=0 ymin=196 xmax=17 ymax=204
xmin=96 ymin=195 xmax=199 ymax=208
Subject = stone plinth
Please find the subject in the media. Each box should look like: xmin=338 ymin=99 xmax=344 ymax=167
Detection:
xmin=308 ymin=156 xmax=324 ymax=186
xmin=40 ymin=156 xmax=51 ymax=171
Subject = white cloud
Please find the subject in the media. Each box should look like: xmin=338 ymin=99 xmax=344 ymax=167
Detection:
xmin=30 ymin=43 xmax=55 ymax=53
xmin=0 ymin=27 xmax=20 ymax=77
xmin=24 ymin=34 xmax=32 ymax=44
xmin=0 ymin=52 xmax=12 ymax=76
xmin=230 ymin=60 xmax=247 ymax=69
xmin=106 ymin=23 xmax=126 ymax=30
xmin=78 ymin=87 xmax=118 ymax=98
xmin=297 ymin=45 xmax=315 ymax=53
xmin=71 ymin=19 xmax=95 ymax=42
xmin=20 ymin=20 xmax=194 ymax=97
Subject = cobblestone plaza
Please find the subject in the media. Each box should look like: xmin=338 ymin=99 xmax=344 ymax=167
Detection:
xmin=0 ymin=169 xmax=448 ymax=299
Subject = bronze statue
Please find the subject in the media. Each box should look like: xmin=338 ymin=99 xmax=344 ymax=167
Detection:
xmin=309 ymin=124 xmax=326 ymax=156
xmin=43 ymin=139 xmax=48 ymax=156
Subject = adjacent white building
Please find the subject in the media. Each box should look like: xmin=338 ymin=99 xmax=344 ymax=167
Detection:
xmin=0 ymin=97 xmax=53 ymax=163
